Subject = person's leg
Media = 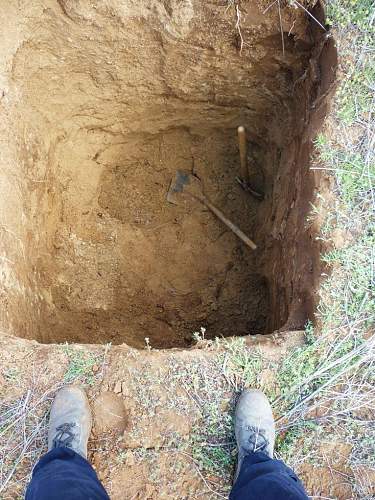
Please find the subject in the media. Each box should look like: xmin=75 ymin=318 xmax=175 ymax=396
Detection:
xmin=26 ymin=447 xmax=109 ymax=500
xmin=230 ymin=451 xmax=308 ymax=499
xmin=230 ymin=390 xmax=309 ymax=500
xmin=25 ymin=386 xmax=109 ymax=500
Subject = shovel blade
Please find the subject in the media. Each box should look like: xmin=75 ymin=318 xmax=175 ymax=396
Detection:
xmin=167 ymin=170 xmax=191 ymax=205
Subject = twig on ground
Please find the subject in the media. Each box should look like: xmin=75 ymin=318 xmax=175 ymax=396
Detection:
xmin=291 ymin=0 xmax=326 ymax=31
xmin=277 ymin=0 xmax=285 ymax=55
xmin=235 ymin=4 xmax=244 ymax=54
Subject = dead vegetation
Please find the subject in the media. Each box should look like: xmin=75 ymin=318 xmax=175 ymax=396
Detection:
xmin=0 ymin=383 xmax=58 ymax=495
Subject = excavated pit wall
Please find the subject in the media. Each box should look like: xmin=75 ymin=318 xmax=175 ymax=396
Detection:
xmin=0 ymin=0 xmax=336 ymax=348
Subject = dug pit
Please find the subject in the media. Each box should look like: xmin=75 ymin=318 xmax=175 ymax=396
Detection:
xmin=0 ymin=0 xmax=336 ymax=348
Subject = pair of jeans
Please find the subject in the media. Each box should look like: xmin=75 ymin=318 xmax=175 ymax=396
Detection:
xmin=230 ymin=451 xmax=309 ymax=499
xmin=25 ymin=448 xmax=109 ymax=500
xmin=26 ymin=447 xmax=308 ymax=499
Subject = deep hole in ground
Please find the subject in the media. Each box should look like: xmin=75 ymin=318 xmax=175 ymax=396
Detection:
xmin=0 ymin=1 xmax=337 ymax=348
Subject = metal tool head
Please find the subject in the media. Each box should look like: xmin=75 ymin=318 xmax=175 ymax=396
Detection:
xmin=167 ymin=170 xmax=204 ymax=205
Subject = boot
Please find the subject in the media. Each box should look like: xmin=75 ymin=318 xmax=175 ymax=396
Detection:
xmin=234 ymin=389 xmax=275 ymax=481
xmin=48 ymin=385 xmax=92 ymax=459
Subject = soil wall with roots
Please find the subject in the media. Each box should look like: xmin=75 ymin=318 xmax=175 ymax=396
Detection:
xmin=0 ymin=0 xmax=336 ymax=347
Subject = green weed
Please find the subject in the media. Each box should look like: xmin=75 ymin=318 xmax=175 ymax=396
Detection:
xmin=3 ymin=367 xmax=19 ymax=381
xmin=191 ymin=433 xmax=234 ymax=477
xmin=220 ymin=337 xmax=263 ymax=388
xmin=326 ymin=0 xmax=375 ymax=32
xmin=62 ymin=345 xmax=98 ymax=385
xmin=304 ymin=320 xmax=316 ymax=345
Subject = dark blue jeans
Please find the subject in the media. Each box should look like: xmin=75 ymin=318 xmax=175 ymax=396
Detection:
xmin=230 ymin=451 xmax=309 ymax=499
xmin=25 ymin=448 xmax=110 ymax=500
xmin=26 ymin=448 xmax=308 ymax=499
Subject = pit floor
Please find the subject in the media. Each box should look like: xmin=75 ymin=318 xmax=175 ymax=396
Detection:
xmin=46 ymin=126 xmax=269 ymax=348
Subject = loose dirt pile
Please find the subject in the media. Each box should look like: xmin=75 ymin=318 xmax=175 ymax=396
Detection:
xmin=0 ymin=0 xmax=335 ymax=348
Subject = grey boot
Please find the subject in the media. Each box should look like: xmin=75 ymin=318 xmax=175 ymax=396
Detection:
xmin=234 ymin=389 xmax=275 ymax=481
xmin=48 ymin=385 xmax=92 ymax=459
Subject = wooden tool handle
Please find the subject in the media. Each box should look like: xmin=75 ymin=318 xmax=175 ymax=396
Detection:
xmin=238 ymin=126 xmax=249 ymax=184
xmin=203 ymin=198 xmax=257 ymax=250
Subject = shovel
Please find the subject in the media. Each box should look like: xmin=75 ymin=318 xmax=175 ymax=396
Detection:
xmin=167 ymin=170 xmax=257 ymax=250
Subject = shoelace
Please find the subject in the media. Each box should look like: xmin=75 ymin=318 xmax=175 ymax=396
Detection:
xmin=246 ymin=425 xmax=269 ymax=453
xmin=52 ymin=423 xmax=76 ymax=449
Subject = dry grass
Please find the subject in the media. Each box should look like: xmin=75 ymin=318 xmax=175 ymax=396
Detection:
xmin=0 ymin=381 xmax=62 ymax=496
